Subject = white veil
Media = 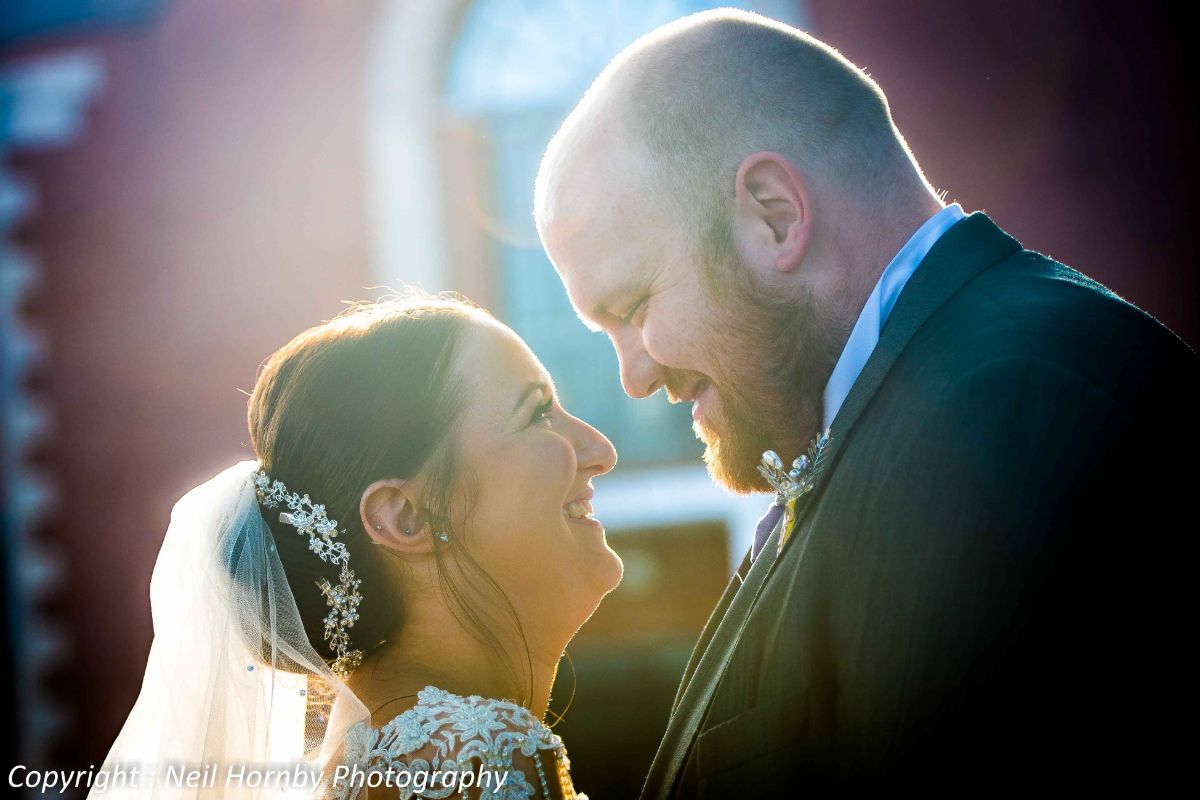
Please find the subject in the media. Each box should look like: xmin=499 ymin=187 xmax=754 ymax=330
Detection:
xmin=90 ymin=461 xmax=369 ymax=798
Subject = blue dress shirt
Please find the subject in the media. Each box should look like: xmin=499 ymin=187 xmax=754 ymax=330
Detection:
xmin=821 ymin=203 xmax=967 ymax=430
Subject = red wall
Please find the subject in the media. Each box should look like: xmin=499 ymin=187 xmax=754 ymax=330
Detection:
xmin=809 ymin=0 xmax=1196 ymax=344
xmin=8 ymin=0 xmax=382 ymax=766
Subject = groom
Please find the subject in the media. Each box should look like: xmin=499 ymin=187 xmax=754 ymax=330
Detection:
xmin=535 ymin=9 xmax=1198 ymax=797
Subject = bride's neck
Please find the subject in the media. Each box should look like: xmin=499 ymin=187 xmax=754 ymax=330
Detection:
xmin=350 ymin=591 xmax=563 ymax=724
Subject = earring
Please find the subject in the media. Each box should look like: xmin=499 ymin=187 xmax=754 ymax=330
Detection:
xmin=373 ymin=524 xmax=383 ymax=532
xmin=403 ymin=527 xmax=412 ymax=536
xmin=436 ymin=531 xmax=449 ymax=543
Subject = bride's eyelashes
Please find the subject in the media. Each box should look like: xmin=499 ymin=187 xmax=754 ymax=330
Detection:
xmin=530 ymin=399 xmax=554 ymax=428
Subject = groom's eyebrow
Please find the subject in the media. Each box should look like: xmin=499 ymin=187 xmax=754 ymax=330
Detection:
xmin=590 ymin=293 xmax=621 ymax=321
xmin=588 ymin=280 xmax=642 ymax=329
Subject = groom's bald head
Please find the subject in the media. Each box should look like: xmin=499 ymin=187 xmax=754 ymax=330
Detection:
xmin=535 ymin=8 xmax=932 ymax=239
xmin=535 ymin=9 xmax=943 ymax=491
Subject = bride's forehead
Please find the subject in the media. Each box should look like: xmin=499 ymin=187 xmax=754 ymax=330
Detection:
xmin=456 ymin=319 xmax=547 ymax=383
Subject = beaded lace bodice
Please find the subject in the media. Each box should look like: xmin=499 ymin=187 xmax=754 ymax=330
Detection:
xmin=334 ymin=686 xmax=586 ymax=800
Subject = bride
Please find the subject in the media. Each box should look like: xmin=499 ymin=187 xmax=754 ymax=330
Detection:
xmin=92 ymin=294 xmax=621 ymax=799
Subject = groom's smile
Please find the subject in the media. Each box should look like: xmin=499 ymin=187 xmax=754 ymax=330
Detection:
xmin=663 ymin=373 xmax=713 ymax=424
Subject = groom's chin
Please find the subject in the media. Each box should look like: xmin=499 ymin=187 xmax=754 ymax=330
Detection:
xmin=696 ymin=422 xmax=771 ymax=496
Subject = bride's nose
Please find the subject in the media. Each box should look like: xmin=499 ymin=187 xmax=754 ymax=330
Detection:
xmin=571 ymin=417 xmax=617 ymax=476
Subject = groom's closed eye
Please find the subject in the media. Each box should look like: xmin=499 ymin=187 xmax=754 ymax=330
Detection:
xmin=586 ymin=279 xmax=651 ymax=331
xmin=620 ymin=296 xmax=649 ymax=327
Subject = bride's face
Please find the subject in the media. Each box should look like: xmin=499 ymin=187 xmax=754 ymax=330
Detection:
xmin=447 ymin=319 xmax=621 ymax=638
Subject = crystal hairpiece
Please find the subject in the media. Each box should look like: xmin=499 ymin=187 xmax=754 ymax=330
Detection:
xmin=254 ymin=470 xmax=364 ymax=679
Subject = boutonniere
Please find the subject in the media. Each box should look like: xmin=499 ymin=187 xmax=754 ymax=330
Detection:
xmin=758 ymin=429 xmax=831 ymax=556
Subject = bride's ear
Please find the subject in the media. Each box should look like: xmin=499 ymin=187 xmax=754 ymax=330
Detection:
xmin=359 ymin=478 xmax=430 ymax=553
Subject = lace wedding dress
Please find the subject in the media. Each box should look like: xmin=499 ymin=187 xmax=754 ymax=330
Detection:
xmin=331 ymin=686 xmax=588 ymax=800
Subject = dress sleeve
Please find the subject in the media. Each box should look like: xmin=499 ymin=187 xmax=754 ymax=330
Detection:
xmin=334 ymin=687 xmax=584 ymax=800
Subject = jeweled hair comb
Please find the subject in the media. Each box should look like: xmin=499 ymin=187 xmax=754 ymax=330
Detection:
xmin=254 ymin=470 xmax=364 ymax=679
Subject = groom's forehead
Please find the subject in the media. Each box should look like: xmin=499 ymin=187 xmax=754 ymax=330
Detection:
xmin=546 ymin=206 xmax=637 ymax=277
xmin=545 ymin=171 xmax=662 ymax=266
xmin=541 ymin=164 xmax=669 ymax=320
xmin=544 ymin=134 xmax=654 ymax=225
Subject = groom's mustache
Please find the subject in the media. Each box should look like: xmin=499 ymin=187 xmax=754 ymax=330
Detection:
xmin=663 ymin=368 xmax=710 ymax=405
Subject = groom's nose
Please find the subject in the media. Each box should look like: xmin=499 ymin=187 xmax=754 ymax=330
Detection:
xmin=613 ymin=332 xmax=665 ymax=399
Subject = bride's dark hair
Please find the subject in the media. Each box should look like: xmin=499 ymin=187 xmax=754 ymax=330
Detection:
xmin=245 ymin=294 xmax=531 ymax=700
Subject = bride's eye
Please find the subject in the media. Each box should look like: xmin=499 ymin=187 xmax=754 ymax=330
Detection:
xmin=530 ymin=399 xmax=553 ymax=428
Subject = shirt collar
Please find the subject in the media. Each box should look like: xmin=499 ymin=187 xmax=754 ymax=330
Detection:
xmin=820 ymin=202 xmax=967 ymax=431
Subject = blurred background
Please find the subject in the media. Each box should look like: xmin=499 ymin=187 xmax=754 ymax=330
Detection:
xmin=1 ymin=0 xmax=1195 ymax=796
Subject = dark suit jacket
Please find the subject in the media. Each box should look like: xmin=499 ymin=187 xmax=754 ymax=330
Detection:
xmin=640 ymin=212 xmax=1199 ymax=797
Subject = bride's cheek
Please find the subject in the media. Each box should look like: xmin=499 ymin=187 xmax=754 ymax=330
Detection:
xmin=548 ymin=431 xmax=577 ymax=472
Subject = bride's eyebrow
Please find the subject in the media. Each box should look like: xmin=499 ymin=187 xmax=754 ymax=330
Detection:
xmin=511 ymin=380 xmax=551 ymax=415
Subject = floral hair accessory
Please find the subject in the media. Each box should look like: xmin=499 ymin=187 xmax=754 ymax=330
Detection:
xmin=255 ymin=470 xmax=364 ymax=679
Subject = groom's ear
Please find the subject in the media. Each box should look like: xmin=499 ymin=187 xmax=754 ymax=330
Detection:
xmin=359 ymin=478 xmax=431 ymax=553
xmin=732 ymin=151 xmax=811 ymax=276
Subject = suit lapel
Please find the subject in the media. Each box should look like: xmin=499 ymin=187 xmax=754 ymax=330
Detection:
xmin=640 ymin=212 xmax=1023 ymax=800
xmin=669 ymin=549 xmax=752 ymax=713
xmin=642 ymin=510 xmax=786 ymax=798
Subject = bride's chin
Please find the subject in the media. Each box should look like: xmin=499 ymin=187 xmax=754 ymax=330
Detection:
xmin=557 ymin=520 xmax=623 ymax=596
xmin=586 ymin=547 xmax=624 ymax=595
